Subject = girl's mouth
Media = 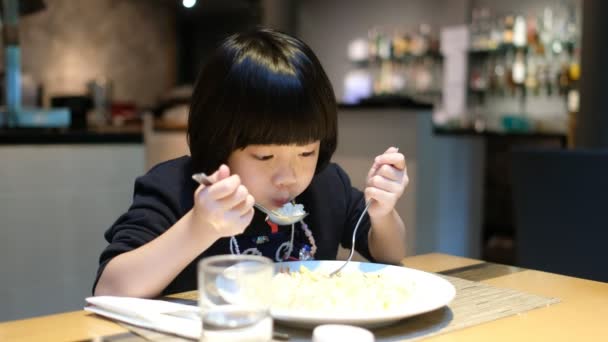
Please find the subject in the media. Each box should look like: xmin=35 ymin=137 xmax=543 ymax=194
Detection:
xmin=272 ymin=198 xmax=290 ymax=208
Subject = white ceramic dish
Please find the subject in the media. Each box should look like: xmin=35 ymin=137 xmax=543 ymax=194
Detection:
xmin=271 ymin=260 xmax=455 ymax=328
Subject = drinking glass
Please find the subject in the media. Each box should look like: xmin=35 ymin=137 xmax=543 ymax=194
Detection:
xmin=198 ymin=254 xmax=274 ymax=342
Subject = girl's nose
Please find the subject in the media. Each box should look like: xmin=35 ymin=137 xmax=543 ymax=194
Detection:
xmin=273 ymin=164 xmax=297 ymax=187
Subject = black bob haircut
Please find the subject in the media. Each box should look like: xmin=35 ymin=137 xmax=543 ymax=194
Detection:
xmin=187 ymin=27 xmax=337 ymax=175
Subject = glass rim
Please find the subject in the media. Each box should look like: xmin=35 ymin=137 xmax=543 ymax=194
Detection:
xmin=198 ymin=254 xmax=273 ymax=273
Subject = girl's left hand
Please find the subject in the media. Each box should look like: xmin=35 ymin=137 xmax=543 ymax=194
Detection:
xmin=365 ymin=146 xmax=409 ymax=218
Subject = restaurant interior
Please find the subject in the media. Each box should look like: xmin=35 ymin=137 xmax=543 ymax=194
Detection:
xmin=1 ymin=0 xmax=607 ymax=340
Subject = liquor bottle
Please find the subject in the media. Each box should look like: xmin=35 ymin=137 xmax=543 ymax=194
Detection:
xmin=392 ymin=29 xmax=408 ymax=59
xmin=470 ymin=8 xmax=482 ymax=50
xmin=489 ymin=17 xmax=503 ymax=50
xmin=410 ymin=24 xmax=429 ymax=56
xmin=379 ymin=59 xmax=393 ymax=94
xmin=540 ymin=7 xmax=553 ymax=48
xmin=377 ymin=29 xmax=392 ymax=61
xmin=525 ymin=53 xmax=540 ymax=96
xmin=503 ymin=15 xmax=515 ymax=45
xmin=512 ymin=50 xmax=526 ymax=88
xmin=527 ymin=14 xmax=540 ymax=53
xmin=536 ymin=60 xmax=549 ymax=96
xmin=415 ymin=57 xmax=433 ymax=93
xmin=513 ymin=15 xmax=527 ymax=47
xmin=566 ymin=51 xmax=580 ymax=148
xmin=492 ymin=56 xmax=506 ymax=96
xmin=568 ymin=48 xmax=581 ymax=84
xmin=557 ymin=61 xmax=570 ymax=97
xmin=505 ymin=50 xmax=516 ymax=96
xmin=476 ymin=8 xmax=491 ymax=50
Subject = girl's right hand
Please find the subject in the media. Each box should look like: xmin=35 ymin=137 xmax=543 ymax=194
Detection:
xmin=192 ymin=164 xmax=255 ymax=239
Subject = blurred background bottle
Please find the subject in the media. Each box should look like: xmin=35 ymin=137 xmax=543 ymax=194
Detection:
xmin=87 ymin=78 xmax=113 ymax=126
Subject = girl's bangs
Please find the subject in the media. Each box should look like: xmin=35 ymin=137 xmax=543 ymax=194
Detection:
xmin=225 ymin=61 xmax=331 ymax=148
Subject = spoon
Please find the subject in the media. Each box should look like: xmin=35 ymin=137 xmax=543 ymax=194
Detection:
xmin=192 ymin=172 xmax=308 ymax=225
xmin=329 ymin=200 xmax=372 ymax=276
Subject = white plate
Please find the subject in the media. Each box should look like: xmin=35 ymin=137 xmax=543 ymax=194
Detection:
xmin=271 ymin=260 xmax=455 ymax=328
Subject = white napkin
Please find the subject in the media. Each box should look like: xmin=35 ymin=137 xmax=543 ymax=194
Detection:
xmin=84 ymin=296 xmax=201 ymax=339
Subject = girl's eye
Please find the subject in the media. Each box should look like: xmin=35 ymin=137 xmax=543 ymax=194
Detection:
xmin=255 ymin=154 xmax=273 ymax=161
xmin=300 ymin=150 xmax=316 ymax=157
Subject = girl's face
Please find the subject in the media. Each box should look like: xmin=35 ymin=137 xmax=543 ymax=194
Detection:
xmin=227 ymin=141 xmax=321 ymax=210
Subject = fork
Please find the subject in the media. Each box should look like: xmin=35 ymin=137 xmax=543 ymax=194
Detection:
xmin=329 ymin=200 xmax=372 ymax=276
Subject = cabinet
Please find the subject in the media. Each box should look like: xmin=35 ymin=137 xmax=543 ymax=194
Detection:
xmin=343 ymin=25 xmax=442 ymax=106
xmin=0 ymin=143 xmax=144 ymax=321
xmin=464 ymin=3 xmax=581 ymax=136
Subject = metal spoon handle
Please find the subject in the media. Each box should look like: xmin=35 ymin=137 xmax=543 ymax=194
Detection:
xmin=250 ymin=202 xmax=274 ymax=215
xmin=330 ymin=200 xmax=372 ymax=276
xmin=192 ymin=172 xmax=213 ymax=187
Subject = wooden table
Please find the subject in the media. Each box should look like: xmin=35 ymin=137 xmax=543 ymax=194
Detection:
xmin=1 ymin=253 xmax=607 ymax=341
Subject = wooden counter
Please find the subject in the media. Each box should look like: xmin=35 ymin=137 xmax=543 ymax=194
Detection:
xmin=0 ymin=125 xmax=143 ymax=145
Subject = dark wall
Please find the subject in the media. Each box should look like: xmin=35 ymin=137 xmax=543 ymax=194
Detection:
xmin=175 ymin=0 xmax=262 ymax=85
xmin=17 ymin=0 xmax=176 ymax=107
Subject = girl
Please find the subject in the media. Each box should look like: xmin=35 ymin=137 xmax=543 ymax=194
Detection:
xmin=94 ymin=28 xmax=408 ymax=298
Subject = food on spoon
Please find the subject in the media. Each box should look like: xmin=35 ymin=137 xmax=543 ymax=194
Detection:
xmin=272 ymin=265 xmax=414 ymax=313
xmin=275 ymin=202 xmax=306 ymax=217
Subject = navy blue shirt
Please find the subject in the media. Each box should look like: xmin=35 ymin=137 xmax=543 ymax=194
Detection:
xmin=94 ymin=156 xmax=374 ymax=295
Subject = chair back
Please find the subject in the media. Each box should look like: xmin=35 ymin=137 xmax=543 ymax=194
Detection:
xmin=511 ymin=148 xmax=608 ymax=282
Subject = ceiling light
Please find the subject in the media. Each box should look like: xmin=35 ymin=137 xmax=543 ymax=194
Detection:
xmin=182 ymin=0 xmax=196 ymax=9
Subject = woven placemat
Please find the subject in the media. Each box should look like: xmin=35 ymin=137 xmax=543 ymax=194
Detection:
xmin=107 ymin=274 xmax=560 ymax=341
xmin=277 ymin=274 xmax=560 ymax=341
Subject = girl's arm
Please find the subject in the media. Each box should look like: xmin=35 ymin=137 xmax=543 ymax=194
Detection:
xmin=94 ymin=210 xmax=217 ymax=297
xmin=368 ymin=209 xmax=406 ymax=264
xmin=364 ymin=147 xmax=408 ymax=264
xmin=94 ymin=165 xmax=254 ymax=298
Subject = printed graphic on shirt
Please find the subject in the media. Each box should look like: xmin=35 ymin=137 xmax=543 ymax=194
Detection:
xmin=231 ymin=219 xmax=310 ymax=262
